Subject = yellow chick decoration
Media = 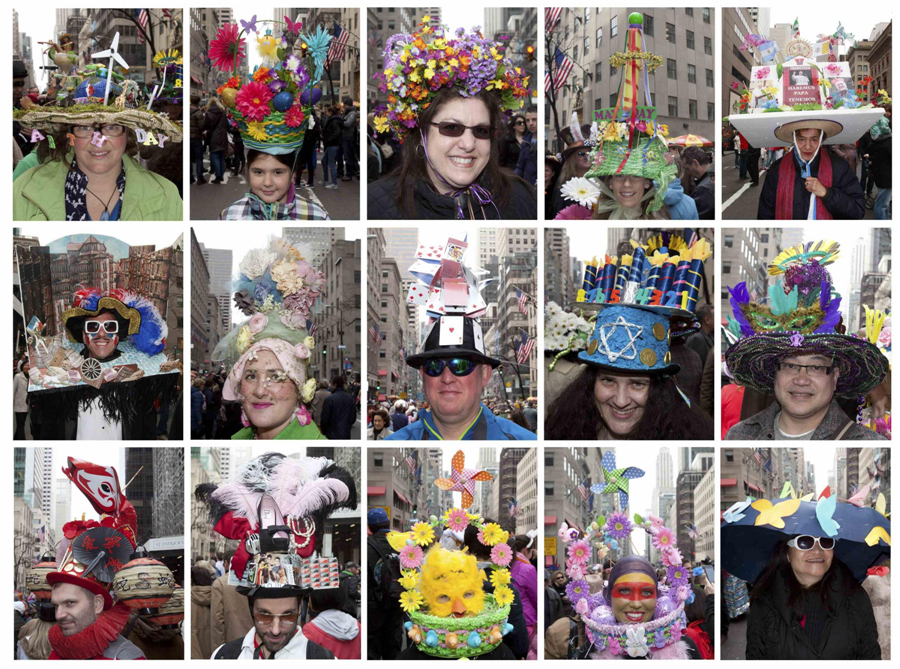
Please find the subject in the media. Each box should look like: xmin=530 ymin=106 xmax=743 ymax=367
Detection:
xmin=419 ymin=547 xmax=485 ymax=618
xmin=257 ymin=33 xmax=280 ymax=67
xmin=387 ymin=531 xmax=414 ymax=552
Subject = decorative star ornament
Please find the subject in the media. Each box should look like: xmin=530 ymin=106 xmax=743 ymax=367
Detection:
xmin=597 ymin=315 xmax=643 ymax=363
xmin=591 ymin=451 xmax=644 ymax=509
xmin=434 ymin=450 xmax=493 ymax=509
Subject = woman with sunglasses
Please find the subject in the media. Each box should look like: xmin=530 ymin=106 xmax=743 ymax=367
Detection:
xmin=369 ymin=18 xmax=536 ymax=220
xmin=547 ymin=128 xmax=592 ymax=219
xmin=499 ymin=114 xmax=527 ymax=169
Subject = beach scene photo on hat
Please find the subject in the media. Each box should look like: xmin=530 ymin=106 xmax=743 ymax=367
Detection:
xmin=13 ymin=229 xmax=184 ymax=441
xmin=14 ymin=447 xmax=186 ymax=659
xmin=192 ymin=446 xmax=361 ymax=659
xmin=190 ymin=226 xmax=362 ymax=441
xmin=722 ymin=226 xmax=890 ymax=441
xmin=546 ymin=8 xmax=716 ymax=222
xmin=545 ymin=446 xmax=715 ymax=659
xmin=721 ymin=446 xmax=890 ymax=660
xmin=722 ymin=9 xmax=891 ymax=220
xmin=367 ymin=446 xmax=538 ymax=659
xmin=189 ymin=8 xmax=360 ymax=220
xmin=13 ymin=8 xmax=184 ymax=221
xmin=367 ymin=227 xmax=538 ymax=441
xmin=545 ymin=227 xmax=715 ymax=441
xmin=367 ymin=8 xmax=537 ymax=220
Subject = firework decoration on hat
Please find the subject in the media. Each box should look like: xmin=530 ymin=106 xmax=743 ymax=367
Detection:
xmin=150 ymin=49 xmax=183 ymax=108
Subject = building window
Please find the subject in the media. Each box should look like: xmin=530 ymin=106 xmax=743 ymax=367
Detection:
xmin=644 ymin=14 xmax=654 ymax=36
xmin=573 ymin=45 xmax=578 ymax=62
xmin=381 ymin=283 xmax=388 ymax=292
xmin=611 ymin=15 xmax=618 ymax=37
xmin=610 ymin=93 xmax=618 ymax=107
xmin=584 ymin=37 xmax=589 ymax=56
xmin=708 ymin=102 xmax=715 ymax=120
xmin=685 ymin=8 xmax=693 ymax=16
xmin=686 ymin=30 xmax=695 ymax=50
xmin=760 ymin=233 xmax=769 ymax=243
xmin=724 ymin=450 xmax=733 ymax=462
xmin=668 ymin=96 xmax=678 ymax=116
xmin=545 ymin=481 xmax=554 ymax=496
xmin=596 ymin=26 xmax=602 ymax=47
xmin=725 ymin=235 xmax=734 ymax=248
xmin=595 ymin=62 xmax=602 ymax=82
xmin=666 ymin=23 xmax=675 ymax=43
xmin=704 ymin=36 xmax=712 ymax=55
xmin=703 ymin=8 xmax=711 ymax=23
xmin=379 ymin=350 xmax=385 ymax=358
xmin=594 ymin=96 xmax=603 ymax=112
xmin=545 ymin=452 xmax=554 ymax=466
xmin=374 ymin=453 xmax=383 ymax=467
xmin=688 ymin=64 xmax=696 ymax=83
xmin=723 ymin=262 xmax=731 ymax=274
xmin=610 ymin=63 xmax=617 ymax=78
xmin=706 ymin=68 xmax=714 ymax=87
xmin=667 ymin=59 xmax=677 ymax=79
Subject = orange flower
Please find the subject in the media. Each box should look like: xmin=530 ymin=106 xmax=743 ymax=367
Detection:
xmin=252 ymin=67 xmax=271 ymax=83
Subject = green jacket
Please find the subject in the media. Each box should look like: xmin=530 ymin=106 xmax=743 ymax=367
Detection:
xmin=231 ymin=416 xmax=328 ymax=440
xmin=13 ymin=151 xmax=41 ymax=181
xmin=14 ymin=152 xmax=182 ymax=220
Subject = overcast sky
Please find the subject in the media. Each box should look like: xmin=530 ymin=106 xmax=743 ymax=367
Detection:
xmin=768 ymin=8 xmax=887 ymax=49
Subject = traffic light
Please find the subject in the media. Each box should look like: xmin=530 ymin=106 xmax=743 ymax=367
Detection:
xmin=498 ymin=364 xmax=503 ymax=375
xmin=526 ymin=44 xmax=535 ymax=62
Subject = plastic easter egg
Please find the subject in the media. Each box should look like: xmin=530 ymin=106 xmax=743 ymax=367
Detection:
xmin=429 ymin=515 xmax=438 ymax=523
xmin=467 ymin=631 xmax=481 ymax=648
xmin=502 ymin=622 xmax=514 ymax=636
xmin=300 ymin=87 xmax=322 ymax=106
xmin=404 ymin=621 xmax=413 ymax=631
xmin=445 ymin=633 xmax=459 ymax=649
xmin=272 ymin=91 xmax=293 ymax=112
xmin=488 ymin=626 xmax=502 ymax=644
xmin=221 ymin=87 xmax=238 ymax=108
xmin=425 ymin=630 xmax=438 ymax=647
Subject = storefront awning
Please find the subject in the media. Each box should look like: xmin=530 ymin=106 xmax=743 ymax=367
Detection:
xmin=190 ymin=76 xmax=202 ymax=86
xmin=721 ymin=478 xmax=737 ymax=487
xmin=378 ymin=370 xmax=388 ymax=376
xmin=396 ymin=491 xmax=412 ymax=505
xmin=367 ymin=486 xmax=386 ymax=496
xmin=544 ymin=515 xmax=558 ymax=525
xmin=748 ymin=482 xmax=762 ymax=493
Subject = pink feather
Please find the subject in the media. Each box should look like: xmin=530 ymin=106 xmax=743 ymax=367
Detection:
xmin=212 ymin=483 xmax=262 ymax=525
xmin=281 ymin=479 xmax=350 ymax=518
xmin=269 ymin=457 xmax=332 ymax=510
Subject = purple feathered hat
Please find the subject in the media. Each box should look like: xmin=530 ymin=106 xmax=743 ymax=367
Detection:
xmin=62 ymin=287 xmax=167 ymax=356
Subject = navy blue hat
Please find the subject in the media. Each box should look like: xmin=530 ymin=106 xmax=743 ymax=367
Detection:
xmin=367 ymin=507 xmax=389 ymax=525
xmin=578 ymin=305 xmax=680 ymax=376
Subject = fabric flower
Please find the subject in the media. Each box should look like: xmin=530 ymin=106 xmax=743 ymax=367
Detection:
xmin=566 ymin=579 xmax=589 ymax=602
xmin=399 ymin=570 xmax=419 ymax=590
xmin=234 ymin=289 xmax=254 ymax=316
xmin=660 ymin=546 xmax=683 ymax=567
xmin=209 ymin=23 xmax=246 ymax=71
xmin=489 ymin=568 xmax=511 ymax=588
xmin=666 ymin=564 xmax=690 ymax=590
xmin=301 ymin=378 xmax=316 ymax=403
xmin=560 ymin=177 xmax=601 ymax=207
xmin=304 ymin=336 xmax=315 ymax=350
xmin=399 ymin=544 xmax=424 ymax=568
xmin=235 ymin=81 xmax=274 ymax=122
xmin=493 ymin=585 xmax=514 ymax=607
xmin=554 ymin=204 xmax=593 ymax=220
xmin=399 ymin=589 xmax=424 ymax=612
xmin=652 ymin=526 xmax=675 ymax=550
xmin=236 ymin=325 xmax=252 ymax=353
xmin=294 ymin=404 xmax=311 ymax=426
xmin=293 ymin=343 xmax=310 ymax=360
xmin=445 ymin=508 xmax=469 ymax=532
xmin=490 ymin=543 xmax=512 ymax=566
xmin=281 ymin=309 xmax=307 ymax=330
xmin=284 ymin=54 xmax=301 ymax=72
xmin=479 ymin=523 xmax=504 ymax=546
xmin=285 ymin=105 xmax=305 ymax=128
xmin=252 ymin=66 xmax=272 ymax=82
xmin=270 ymin=258 xmax=305 ymax=296
xmin=252 ymin=278 xmax=276 ymax=304
xmin=248 ymin=313 xmax=268 ymax=334
xmin=567 ymin=539 xmax=590 ymax=564
xmin=246 ymin=121 xmax=269 ymax=142
xmin=605 ymin=512 xmax=633 ymax=540
xmin=239 ymin=248 xmax=276 ymax=279
xmin=411 ymin=522 xmax=435 ymax=546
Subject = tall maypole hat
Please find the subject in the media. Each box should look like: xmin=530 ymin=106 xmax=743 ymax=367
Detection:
xmin=195 ymin=453 xmax=357 ymax=598
xmin=404 ymin=237 xmax=500 ymax=368
xmin=724 ymin=240 xmax=889 ymax=397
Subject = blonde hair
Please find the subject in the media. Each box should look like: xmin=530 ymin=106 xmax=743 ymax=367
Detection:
xmin=18 ymin=618 xmax=53 ymax=660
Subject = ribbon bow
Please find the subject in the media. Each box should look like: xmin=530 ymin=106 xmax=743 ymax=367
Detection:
xmin=434 ymin=450 xmax=493 ymax=509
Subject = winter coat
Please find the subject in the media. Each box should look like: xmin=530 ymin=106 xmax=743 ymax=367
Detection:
xmin=320 ymin=388 xmax=357 ymax=439
xmin=231 ymin=415 xmax=328 ymax=439
xmin=189 ymin=106 xmax=205 ymax=140
xmin=190 ymin=387 xmax=204 ymax=432
xmin=367 ymin=425 xmax=392 ymax=440
xmin=690 ymin=173 xmax=715 ymax=220
xmin=368 ymin=174 xmax=537 ymax=220
xmin=302 ymin=610 xmax=361 ymax=659
xmin=499 ymin=135 xmax=523 ymax=169
xmin=511 ymin=554 xmax=538 ymax=627
xmin=323 ymin=115 xmax=343 ymax=147
xmin=299 ymin=117 xmax=321 ymax=161
xmin=210 ymin=573 xmax=255 ymax=652
xmin=861 ymin=570 xmax=890 ymax=659
xmin=311 ymin=387 xmax=330 ymax=426
xmin=758 ymin=149 xmax=865 ymax=219
xmin=384 ymin=404 xmax=537 ymax=441
xmin=860 ymin=132 xmax=892 ymax=189
xmin=663 ymin=177 xmax=699 ymax=220
xmin=745 ymin=563 xmax=881 ymax=660
xmin=725 ymin=399 xmax=887 ymax=440
xmin=514 ymin=133 xmax=538 ymax=184
xmin=342 ymin=108 xmax=358 ymax=139
xmin=204 ymin=105 xmax=229 ymax=152
xmin=190 ymin=585 xmax=213 ymax=659
xmin=14 ymin=152 xmax=182 ymax=221
xmin=390 ymin=411 xmax=408 ymax=432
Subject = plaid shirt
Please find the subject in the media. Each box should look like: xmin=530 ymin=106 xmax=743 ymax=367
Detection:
xmin=219 ymin=194 xmax=331 ymax=220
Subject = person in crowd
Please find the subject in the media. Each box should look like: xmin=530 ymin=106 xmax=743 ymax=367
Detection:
xmin=14 ymin=360 xmax=29 ymax=440
xmin=321 ymin=106 xmax=344 ymax=190
xmin=302 ymin=588 xmax=361 ymax=659
xmin=514 ymin=106 xmax=538 ymax=185
xmin=210 ymin=551 xmax=254 ymax=654
xmin=499 ymin=113 xmax=527 ymax=169
xmin=685 ymin=304 xmax=715 ymax=372
xmin=663 ymin=153 xmax=700 ymax=220
xmin=390 ymin=400 xmax=409 ymax=432
xmin=859 ymin=97 xmax=892 ymax=220
xmin=548 ymin=128 xmax=592 ymax=219
xmin=511 ymin=535 xmax=538 ymax=659
xmin=339 ymin=97 xmax=359 ymax=181
xmin=190 ymin=95 xmax=207 ymax=185
xmin=366 ymin=508 xmax=403 ymax=660
xmin=295 ymin=108 xmax=320 ymax=189
xmin=204 ymin=97 xmax=229 ymax=184
xmin=320 ymin=375 xmax=357 ymax=439
xmin=311 ymin=379 xmax=330 ymax=427
xmin=522 ymin=400 xmax=538 ymax=432
xmin=367 ymin=408 xmax=393 ymax=440
xmin=545 ymin=156 xmax=563 ymax=218
xmin=190 ymin=565 xmax=214 ymax=659
xmin=681 ymin=147 xmax=715 ymax=219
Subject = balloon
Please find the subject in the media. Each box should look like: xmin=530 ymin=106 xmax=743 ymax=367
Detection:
xmin=300 ymin=87 xmax=322 ymax=106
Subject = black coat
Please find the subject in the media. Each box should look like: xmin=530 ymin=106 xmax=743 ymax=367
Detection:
xmin=322 ymin=115 xmax=343 ymax=148
xmin=368 ymin=175 xmax=537 ymax=220
xmin=758 ymin=149 xmax=865 ymax=219
xmin=860 ymin=132 xmax=892 ymax=189
xmin=320 ymin=388 xmax=357 ymax=439
xmin=691 ymin=173 xmax=715 ymax=220
xmin=745 ymin=563 xmax=881 ymax=660
xmin=204 ymin=105 xmax=229 ymax=152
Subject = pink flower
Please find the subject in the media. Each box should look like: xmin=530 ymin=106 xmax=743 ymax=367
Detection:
xmin=567 ymin=540 xmax=590 ymax=565
xmin=731 ymin=81 xmax=740 ymax=90
xmin=554 ymin=204 xmax=593 ymax=220
xmin=235 ymin=81 xmax=274 ymax=122
xmin=294 ymin=404 xmax=311 ymax=426
xmin=660 ymin=546 xmax=683 ymax=567
xmin=446 ymin=508 xmax=469 ymax=532
xmin=285 ymin=105 xmax=305 ymax=128
xmin=399 ymin=544 xmax=423 ymax=569
xmin=491 ymin=543 xmax=512 ymax=567
xmin=248 ymin=313 xmax=268 ymax=334
xmin=281 ymin=310 xmax=307 ymax=330
xmin=293 ymin=343 xmax=310 ymax=360
xmin=209 ymin=23 xmax=246 ymax=72
xmin=652 ymin=527 xmax=675 ymax=550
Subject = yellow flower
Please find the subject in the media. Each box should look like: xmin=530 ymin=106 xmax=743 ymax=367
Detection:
xmin=301 ymin=378 xmax=317 ymax=403
xmin=658 ymin=124 xmax=669 ymax=137
xmin=304 ymin=336 xmax=315 ymax=349
xmin=399 ymin=590 xmax=424 ymax=612
xmin=400 ymin=52 xmax=409 ymax=63
xmin=480 ymin=523 xmax=504 ymax=546
xmin=246 ymin=121 xmax=268 ymax=142
xmin=493 ymin=585 xmax=514 ymax=607
xmin=424 ymin=67 xmax=435 ymax=80
xmin=411 ymin=522 xmax=435 ymax=546
xmin=410 ymin=70 xmax=422 ymax=83
xmin=489 ymin=569 xmax=511 ymax=588
xmin=434 ymin=39 xmax=446 ymax=49
xmin=374 ymin=116 xmax=390 ymax=134
xmin=236 ymin=325 xmax=252 ymax=353
xmin=399 ymin=570 xmax=419 ymax=590
xmin=602 ymin=122 xmax=620 ymax=141
xmin=421 ymin=15 xmax=431 ymax=23
xmin=427 ymin=59 xmax=436 ymax=70
xmin=449 ymin=58 xmax=459 ymax=67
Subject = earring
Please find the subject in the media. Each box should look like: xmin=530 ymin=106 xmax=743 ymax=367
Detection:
xmin=241 ymin=409 xmax=251 ymax=428
xmin=415 ymin=144 xmax=426 ymax=159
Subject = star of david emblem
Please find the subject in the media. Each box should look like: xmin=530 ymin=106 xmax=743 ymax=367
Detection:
xmin=597 ymin=315 xmax=643 ymax=363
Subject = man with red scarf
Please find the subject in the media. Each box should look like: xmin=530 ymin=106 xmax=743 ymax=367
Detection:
xmin=758 ymin=124 xmax=865 ymax=219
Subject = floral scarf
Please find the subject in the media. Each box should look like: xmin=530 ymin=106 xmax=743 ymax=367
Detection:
xmin=64 ymin=158 xmax=126 ymax=221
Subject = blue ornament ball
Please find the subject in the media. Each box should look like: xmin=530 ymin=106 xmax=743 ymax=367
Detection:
xmin=272 ymin=91 xmax=294 ymax=112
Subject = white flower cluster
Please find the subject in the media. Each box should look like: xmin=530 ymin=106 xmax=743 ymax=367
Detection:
xmin=560 ymin=177 xmax=602 ymax=207
xmin=545 ymin=301 xmax=592 ymax=352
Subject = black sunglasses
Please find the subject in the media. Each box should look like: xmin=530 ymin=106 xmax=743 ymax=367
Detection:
xmin=422 ymin=358 xmax=478 ymax=377
xmin=430 ymin=121 xmax=492 ymax=140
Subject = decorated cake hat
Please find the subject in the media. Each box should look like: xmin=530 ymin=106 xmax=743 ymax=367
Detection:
xmin=150 ymin=49 xmax=184 ymax=108
xmin=570 ymin=233 xmax=712 ymax=375
xmin=392 ymin=450 xmax=515 ymax=658
xmin=561 ymin=451 xmax=692 ymax=659
xmin=724 ymin=240 xmax=889 ymax=398
xmin=195 ymin=452 xmax=357 ymax=598
xmin=208 ymin=17 xmax=330 ymax=154
xmin=212 ymin=238 xmax=326 ymax=419
xmin=374 ymin=15 xmax=530 ymax=140
xmin=404 ymin=236 xmax=500 ymax=368
xmin=722 ymin=482 xmax=891 ymax=584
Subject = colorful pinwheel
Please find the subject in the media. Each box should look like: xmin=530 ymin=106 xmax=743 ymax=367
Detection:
xmin=434 ymin=450 xmax=493 ymax=509
xmin=591 ymin=451 xmax=644 ymax=509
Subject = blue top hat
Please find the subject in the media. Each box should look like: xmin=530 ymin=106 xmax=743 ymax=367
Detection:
xmin=578 ymin=305 xmax=680 ymax=375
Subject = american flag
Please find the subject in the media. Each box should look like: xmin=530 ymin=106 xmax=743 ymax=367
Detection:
xmin=516 ymin=288 xmax=528 ymax=314
xmin=508 ymin=497 xmax=519 ymax=518
xmin=136 ymin=9 xmax=150 ymax=44
xmin=326 ymin=22 xmax=350 ymax=66
xmin=162 ymin=9 xmax=172 ymax=21
xmin=400 ymin=347 xmax=406 ymax=363
xmin=516 ymin=331 xmax=534 ymax=364
xmin=545 ymin=7 xmax=563 ymax=34
xmin=37 ymin=525 xmax=45 ymax=543
xmin=684 ymin=228 xmax=699 ymax=246
xmin=306 ymin=318 xmax=318 ymax=338
xmin=405 ymin=450 xmax=418 ymax=474
xmin=369 ymin=322 xmax=380 ymax=344
xmin=753 ymin=449 xmax=763 ymax=466
xmin=545 ymin=46 xmax=574 ymax=95
xmin=577 ymin=478 xmax=590 ymax=501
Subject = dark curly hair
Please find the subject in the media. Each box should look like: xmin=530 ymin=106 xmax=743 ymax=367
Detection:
xmin=544 ymin=366 xmax=713 ymax=440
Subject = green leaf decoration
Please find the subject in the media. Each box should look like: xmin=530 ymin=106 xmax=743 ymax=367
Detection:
xmin=596 ymin=515 xmax=606 ymax=527
xmin=634 ymin=513 xmax=643 ymax=524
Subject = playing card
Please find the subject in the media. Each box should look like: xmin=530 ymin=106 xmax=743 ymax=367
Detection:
xmin=444 ymin=238 xmax=467 ymax=262
xmin=439 ymin=316 xmax=464 ymax=345
xmin=415 ymin=243 xmax=444 ymax=260
xmin=466 ymin=288 xmax=486 ymax=317
xmin=406 ymin=283 xmax=428 ymax=306
xmin=472 ymin=321 xmax=485 ymax=353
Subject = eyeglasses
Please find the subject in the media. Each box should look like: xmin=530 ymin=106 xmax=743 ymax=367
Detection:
xmin=514 ymin=120 xmax=525 ymax=126
xmin=72 ymin=124 xmax=126 ymax=138
xmin=253 ymin=611 xmax=299 ymax=625
xmin=775 ymin=362 xmax=834 ymax=377
xmin=84 ymin=320 xmax=119 ymax=334
xmin=422 ymin=358 xmax=478 ymax=377
xmin=430 ymin=121 xmax=492 ymax=140
xmin=787 ymin=535 xmax=836 ymax=551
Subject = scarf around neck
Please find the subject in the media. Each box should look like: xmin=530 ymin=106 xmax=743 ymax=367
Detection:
xmin=48 ymin=601 xmax=131 ymax=660
xmin=64 ymin=158 xmax=126 ymax=221
xmin=776 ymin=149 xmax=833 ymax=220
xmin=247 ymin=182 xmax=297 ymax=220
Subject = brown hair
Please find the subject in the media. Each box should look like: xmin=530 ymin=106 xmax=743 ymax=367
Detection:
xmin=390 ymin=87 xmax=533 ymax=218
xmin=41 ymin=124 xmax=139 ymax=164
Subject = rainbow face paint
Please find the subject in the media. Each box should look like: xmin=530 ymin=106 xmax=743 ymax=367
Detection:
xmin=610 ymin=572 xmax=657 ymax=623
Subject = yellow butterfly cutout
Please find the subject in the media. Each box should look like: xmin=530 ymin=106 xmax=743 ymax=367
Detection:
xmin=800 ymin=493 xmax=814 ymax=502
xmin=865 ymin=526 xmax=891 ymax=547
xmin=875 ymin=493 xmax=889 ymax=518
xmin=387 ymin=531 xmax=413 ymax=552
xmin=752 ymin=498 xmax=801 ymax=528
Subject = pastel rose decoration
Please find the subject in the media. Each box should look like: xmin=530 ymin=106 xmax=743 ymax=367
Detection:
xmin=248 ymin=313 xmax=268 ymax=334
xmin=281 ymin=310 xmax=307 ymax=330
xmin=294 ymin=343 xmax=310 ymax=360
xmin=575 ymin=598 xmax=590 ymax=616
xmin=234 ymin=289 xmax=254 ymax=316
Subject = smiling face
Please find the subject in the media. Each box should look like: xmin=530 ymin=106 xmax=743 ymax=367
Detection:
xmin=51 ymin=582 xmax=103 ymax=636
xmin=372 ymin=414 xmax=385 ymax=431
xmin=773 ymin=354 xmax=838 ymax=423
xmin=425 ymin=96 xmax=492 ymax=193
xmin=420 ymin=361 xmax=491 ymax=427
xmin=420 ymin=547 xmax=485 ymax=618
xmin=609 ymin=174 xmax=651 ymax=208
xmin=248 ymin=153 xmax=294 ymax=204
xmin=239 ymin=349 xmax=299 ymax=433
xmin=795 ymin=128 xmax=823 ymax=161
xmin=610 ymin=572 xmax=657 ymax=624
xmin=83 ymin=311 xmax=120 ymax=361
xmin=72 ymin=127 xmax=127 ymax=179
xmin=593 ymin=371 xmax=650 ymax=436
xmin=788 ymin=538 xmax=833 ymax=586
xmin=252 ymin=596 xmax=299 ymax=654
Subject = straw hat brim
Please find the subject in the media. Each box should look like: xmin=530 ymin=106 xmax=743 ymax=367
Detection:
xmin=773 ymin=119 xmax=844 ymax=144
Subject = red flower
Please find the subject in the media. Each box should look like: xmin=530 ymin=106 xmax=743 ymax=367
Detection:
xmin=209 ymin=23 xmax=246 ymax=72
xmin=235 ymin=81 xmax=274 ymax=121
xmin=285 ymin=105 xmax=305 ymax=128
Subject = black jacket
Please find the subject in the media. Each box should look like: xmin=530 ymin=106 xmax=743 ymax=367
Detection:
xmin=691 ymin=173 xmax=715 ymax=219
xmin=397 ymin=643 xmax=516 ymax=660
xmin=514 ymin=133 xmax=538 ymax=185
xmin=368 ymin=175 xmax=537 ymax=220
xmin=323 ymin=115 xmax=343 ymax=148
xmin=480 ymin=571 xmax=529 ymax=660
xmin=320 ymin=388 xmax=357 ymax=439
xmin=859 ymin=132 xmax=892 ymax=189
xmin=745 ymin=562 xmax=881 ymax=660
xmin=758 ymin=149 xmax=865 ymax=219
xmin=204 ymin=105 xmax=229 ymax=152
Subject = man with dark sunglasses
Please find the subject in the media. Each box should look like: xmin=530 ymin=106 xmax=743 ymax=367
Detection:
xmin=385 ymin=318 xmax=536 ymax=441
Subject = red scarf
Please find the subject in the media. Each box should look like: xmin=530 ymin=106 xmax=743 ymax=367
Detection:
xmin=48 ymin=601 xmax=131 ymax=660
xmin=775 ymin=149 xmax=834 ymax=220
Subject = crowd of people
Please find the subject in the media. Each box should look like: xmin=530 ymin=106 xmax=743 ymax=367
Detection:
xmin=366 ymin=398 xmax=538 ymax=440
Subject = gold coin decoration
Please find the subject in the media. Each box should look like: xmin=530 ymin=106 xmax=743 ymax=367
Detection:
xmin=587 ymin=339 xmax=599 ymax=355
xmin=653 ymin=323 xmax=667 ymax=340
xmin=640 ymin=348 xmax=657 ymax=367
xmin=664 ymin=351 xmax=671 ymax=364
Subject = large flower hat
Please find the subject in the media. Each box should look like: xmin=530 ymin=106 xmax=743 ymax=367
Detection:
xmin=212 ymin=238 xmax=326 ymax=412
xmin=208 ymin=17 xmax=331 ymax=153
xmin=724 ymin=240 xmax=889 ymax=398
xmin=373 ymin=15 xmax=530 ymax=140
xmin=393 ymin=450 xmax=515 ymax=659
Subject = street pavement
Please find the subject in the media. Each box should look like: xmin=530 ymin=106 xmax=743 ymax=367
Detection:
xmin=721 ymin=614 xmax=747 ymax=660
xmin=722 ymin=150 xmax=876 ymax=220
xmin=189 ymin=156 xmax=360 ymax=220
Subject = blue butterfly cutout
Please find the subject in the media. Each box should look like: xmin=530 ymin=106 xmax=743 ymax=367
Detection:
xmin=815 ymin=493 xmax=841 ymax=537
xmin=723 ymin=497 xmax=753 ymax=523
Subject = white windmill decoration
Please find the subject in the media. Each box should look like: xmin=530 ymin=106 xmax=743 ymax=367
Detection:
xmin=92 ymin=32 xmax=130 ymax=106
